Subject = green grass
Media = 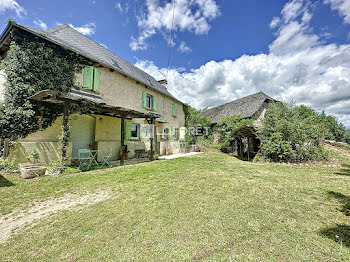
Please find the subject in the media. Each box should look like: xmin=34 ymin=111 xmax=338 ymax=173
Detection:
xmin=1 ymin=148 xmax=350 ymax=261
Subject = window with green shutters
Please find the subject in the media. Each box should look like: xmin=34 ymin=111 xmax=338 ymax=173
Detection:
xmin=153 ymin=95 xmax=157 ymax=111
xmin=172 ymin=103 xmax=177 ymax=116
xmin=142 ymin=91 xmax=157 ymax=111
xmin=93 ymin=67 xmax=100 ymax=92
xmin=125 ymin=122 xmax=131 ymax=140
xmin=83 ymin=66 xmax=100 ymax=92
xmin=168 ymin=127 xmax=174 ymax=140
xmin=83 ymin=66 xmax=94 ymax=90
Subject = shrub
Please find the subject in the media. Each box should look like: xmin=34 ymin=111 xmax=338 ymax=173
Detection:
xmin=0 ymin=158 xmax=17 ymax=172
xmin=183 ymin=104 xmax=211 ymax=144
xmin=258 ymin=102 xmax=328 ymax=162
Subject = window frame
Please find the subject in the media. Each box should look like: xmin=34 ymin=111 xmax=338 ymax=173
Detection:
xmin=130 ymin=124 xmax=140 ymax=140
xmin=146 ymin=94 xmax=153 ymax=110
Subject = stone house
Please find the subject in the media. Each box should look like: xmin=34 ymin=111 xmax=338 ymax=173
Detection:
xmin=0 ymin=21 xmax=185 ymax=164
xmin=200 ymin=91 xmax=277 ymax=159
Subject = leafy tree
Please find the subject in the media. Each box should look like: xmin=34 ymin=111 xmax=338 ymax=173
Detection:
xmin=259 ymin=102 xmax=328 ymax=162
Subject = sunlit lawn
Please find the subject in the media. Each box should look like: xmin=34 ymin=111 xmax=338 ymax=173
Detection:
xmin=1 ymin=148 xmax=350 ymax=261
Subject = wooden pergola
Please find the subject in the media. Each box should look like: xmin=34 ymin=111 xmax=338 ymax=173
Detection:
xmin=29 ymin=90 xmax=161 ymax=166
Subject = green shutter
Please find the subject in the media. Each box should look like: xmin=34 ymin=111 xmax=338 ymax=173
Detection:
xmin=83 ymin=66 xmax=94 ymax=90
xmin=125 ymin=122 xmax=131 ymax=140
xmin=93 ymin=68 xmax=100 ymax=92
xmin=172 ymin=104 xmax=177 ymax=116
xmin=153 ymin=96 xmax=157 ymax=111
xmin=169 ymin=127 xmax=174 ymax=140
xmin=142 ymin=91 xmax=147 ymax=108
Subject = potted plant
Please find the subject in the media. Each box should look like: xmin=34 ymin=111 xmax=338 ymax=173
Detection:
xmin=19 ymin=149 xmax=46 ymax=179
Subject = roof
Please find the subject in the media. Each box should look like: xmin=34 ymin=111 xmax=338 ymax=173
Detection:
xmin=0 ymin=21 xmax=181 ymax=103
xmin=200 ymin=91 xmax=276 ymax=123
xmin=29 ymin=90 xmax=161 ymax=119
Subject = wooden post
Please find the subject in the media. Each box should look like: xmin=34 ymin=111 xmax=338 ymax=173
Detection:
xmin=3 ymin=138 xmax=10 ymax=159
xmin=120 ymin=114 xmax=125 ymax=166
xmin=149 ymin=118 xmax=154 ymax=161
xmin=60 ymin=101 xmax=70 ymax=170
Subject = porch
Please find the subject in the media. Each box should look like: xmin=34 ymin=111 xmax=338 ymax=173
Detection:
xmin=29 ymin=89 xmax=161 ymax=166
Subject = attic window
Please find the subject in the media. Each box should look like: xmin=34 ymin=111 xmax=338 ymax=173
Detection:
xmin=147 ymin=79 xmax=154 ymax=87
xmin=111 ymin=59 xmax=121 ymax=69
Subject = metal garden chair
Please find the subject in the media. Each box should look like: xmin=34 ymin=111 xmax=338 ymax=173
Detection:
xmin=101 ymin=148 xmax=113 ymax=167
xmin=78 ymin=149 xmax=93 ymax=170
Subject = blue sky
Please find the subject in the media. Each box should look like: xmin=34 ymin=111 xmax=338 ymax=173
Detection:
xmin=1 ymin=0 xmax=350 ymax=126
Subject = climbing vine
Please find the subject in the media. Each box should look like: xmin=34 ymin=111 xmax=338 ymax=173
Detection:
xmin=0 ymin=24 xmax=89 ymax=140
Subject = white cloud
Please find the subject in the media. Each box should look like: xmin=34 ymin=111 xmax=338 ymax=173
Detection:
xmin=178 ymin=41 xmax=191 ymax=53
xmin=130 ymin=0 xmax=220 ymax=51
xmin=325 ymin=0 xmax=350 ymax=23
xmin=116 ymin=2 xmax=122 ymax=12
xmin=135 ymin=0 xmax=350 ymax=126
xmin=0 ymin=0 xmax=26 ymax=17
xmin=69 ymin=23 xmax=96 ymax=36
xmin=269 ymin=17 xmax=280 ymax=28
xmin=33 ymin=19 xmax=47 ymax=30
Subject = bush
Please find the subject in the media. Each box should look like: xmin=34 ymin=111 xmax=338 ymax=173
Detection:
xmin=183 ymin=104 xmax=211 ymax=144
xmin=258 ymin=102 xmax=328 ymax=162
xmin=0 ymin=158 xmax=17 ymax=172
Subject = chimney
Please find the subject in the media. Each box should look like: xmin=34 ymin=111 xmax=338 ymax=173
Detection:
xmin=158 ymin=79 xmax=168 ymax=88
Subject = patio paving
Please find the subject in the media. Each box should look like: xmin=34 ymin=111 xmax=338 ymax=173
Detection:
xmin=158 ymin=152 xmax=204 ymax=160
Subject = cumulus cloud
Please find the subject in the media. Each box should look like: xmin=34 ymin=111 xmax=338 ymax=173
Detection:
xmin=325 ymin=0 xmax=350 ymax=23
xmin=33 ymin=19 xmax=47 ymax=30
xmin=130 ymin=0 xmax=220 ymax=51
xmin=68 ymin=23 xmax=96 ymax=36
xmin=0 ymin=0 xmax=26 ymax=17
xmin=178 ymin=41 xmax=191 ymax=53
xmin=135 ymin=0 xmax=350 ymax=126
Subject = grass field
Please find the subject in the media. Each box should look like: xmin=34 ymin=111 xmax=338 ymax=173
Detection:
xmin=1 ymin=146 xmax=350 ymax=261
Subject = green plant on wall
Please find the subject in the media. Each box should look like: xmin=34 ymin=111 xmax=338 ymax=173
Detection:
xmin=216 ymin=115 xmax=254 ymax=152
xmin=0 ymin=22 xmax=89 ymax=140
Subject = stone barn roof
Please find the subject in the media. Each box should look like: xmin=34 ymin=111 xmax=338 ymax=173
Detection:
xmin=199 ymin=91 xmax=276 ymax=124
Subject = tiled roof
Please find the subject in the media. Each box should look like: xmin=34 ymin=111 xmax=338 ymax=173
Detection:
xmin=4 ymin=22 xmax=180 ymax=103
xmin=200 ymin=91 xmax=276 ymax=123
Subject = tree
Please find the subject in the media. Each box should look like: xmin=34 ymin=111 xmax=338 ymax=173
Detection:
xmin=183 ymin=104 xmax=211 ymax=144
xmin=258 ymin=102 xmax=327 ymax=162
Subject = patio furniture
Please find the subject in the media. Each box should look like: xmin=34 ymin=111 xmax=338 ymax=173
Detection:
xmin=78 ymin=149 xmax=93 ymax=170
xmin=101 ymin=148 xmax=113 ymax=167
xmin=90 ymin=150 xmax=99 ymax=165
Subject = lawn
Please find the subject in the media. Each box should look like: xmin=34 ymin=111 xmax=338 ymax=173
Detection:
xmin=0 ymin=147 xmax=350 ymax=261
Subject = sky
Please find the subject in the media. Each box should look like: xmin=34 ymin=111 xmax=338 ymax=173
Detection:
xmin=0 ymin=0 xmax=350 ymax=126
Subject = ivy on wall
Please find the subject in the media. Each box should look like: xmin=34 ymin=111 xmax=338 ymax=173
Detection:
xmin=0 ymin=25 xmax=90 ymax=140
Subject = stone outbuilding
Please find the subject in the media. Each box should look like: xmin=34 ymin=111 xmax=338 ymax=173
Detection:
xmin=200 ymin=91 xmax=277 ymax=159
